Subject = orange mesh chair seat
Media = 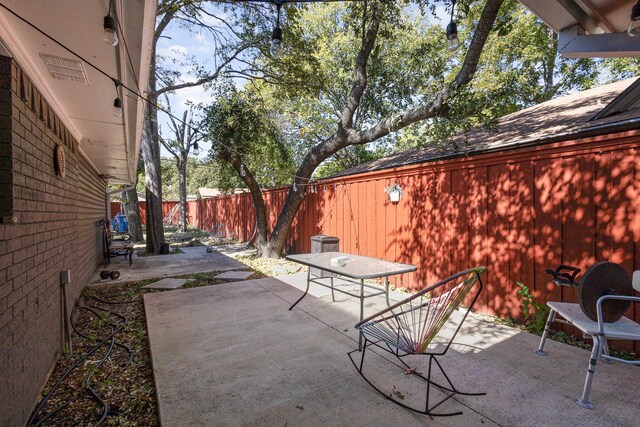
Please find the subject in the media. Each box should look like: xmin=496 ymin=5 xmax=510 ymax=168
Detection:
xmin=348 ymin=267 xmax=486 ymax=417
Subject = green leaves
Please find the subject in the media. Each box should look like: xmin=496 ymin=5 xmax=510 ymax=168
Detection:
xmin=516 ymin=281 xmax=550 ymax=335
xmin=200 ymin=81 xmax=295 ymax=190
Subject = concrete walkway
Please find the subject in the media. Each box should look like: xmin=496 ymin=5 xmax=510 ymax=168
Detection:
xmin=144 ymin=272 xmax=640 ymax=426
xmin=90 ymin=246 xmax=248 ymax=285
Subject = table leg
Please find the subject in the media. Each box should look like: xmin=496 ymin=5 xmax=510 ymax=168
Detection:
xmin=330 ymin=276 xmax=335 ymax=302
xmin=384 ymin=276 xmax=390 ymax=306
xmin=289 ymin=268 xmax=311 ymax=311
xmin=359 ymin=278 xmax=364 ymax=349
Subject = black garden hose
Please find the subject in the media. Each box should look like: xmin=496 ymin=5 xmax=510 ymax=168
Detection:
xmin=26 ymin=296 xmax=133 ymax=427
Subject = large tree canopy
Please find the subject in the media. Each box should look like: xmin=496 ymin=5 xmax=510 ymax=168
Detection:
xmin=202 ymin=81 xmax=296 ymax=249
xmin=153 ymin=0 xmax=636 ymax=258
xmin=198 ymin=0 xmax=508 ymax=257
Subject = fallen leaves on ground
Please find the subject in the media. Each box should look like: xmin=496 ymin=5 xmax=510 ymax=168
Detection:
xmin=29 ymin=271 xmax=250 ymax=426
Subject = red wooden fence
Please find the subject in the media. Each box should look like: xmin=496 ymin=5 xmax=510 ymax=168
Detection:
xmin=114 ymin=130 xmax=640 ymax=350
xmin=110 ymin=200 xmax=198 ymax=226
xmin=198 ymin=131 xmax=640 ymax=338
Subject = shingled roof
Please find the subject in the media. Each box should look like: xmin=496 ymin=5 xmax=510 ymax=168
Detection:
xmin=331 ymin=77 xmax=640 ymax=178
xmin=196 ymin=188 xmax=249 ymax=199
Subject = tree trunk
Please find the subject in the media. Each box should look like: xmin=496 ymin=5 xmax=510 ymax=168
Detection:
xmin=142 ymin=40 xmax=165 ymax=254
xmin=253 ymin=194 xmax=269 ymax=256
xmin=178 ymin=158 xmax=188 ymax=232
xmin=255 ymin=0 xmax=504 ymax=258
xmin=244 ymin=177 xmax=268 ymax=256
xmin=261 ymin=177 xmax=309 ymax=258
xmin=142 ymin=109 xmax=165 ymax=254
xmin=220 ymin=152 xmax=271 ymax=255
xmin=123 ymin=187 xmax=144 ymax=242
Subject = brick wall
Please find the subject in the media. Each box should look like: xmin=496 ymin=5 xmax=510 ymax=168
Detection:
xmin=0 ymin=56 xmax=107 ymax=426
xmin=0 ymin=55 xmax=12 ymax=218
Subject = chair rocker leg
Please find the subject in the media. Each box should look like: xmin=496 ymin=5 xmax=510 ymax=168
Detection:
xmin=397 ymin=355 xmax=485 ymax=398
xmin=347 ymin=340 xmax=479 ymax=417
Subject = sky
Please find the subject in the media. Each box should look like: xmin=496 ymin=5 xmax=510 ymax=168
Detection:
xmin=155 ymin=4 xmax=233 ymax=156
xmin=156 ymin=21 xmax=219 ymax=154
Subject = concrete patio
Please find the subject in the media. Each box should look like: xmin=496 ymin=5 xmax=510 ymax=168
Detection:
xmin=89 ymin=245 xmax=250 ymax=285
xmin=143 ymin=266 xmax=640 ymax=426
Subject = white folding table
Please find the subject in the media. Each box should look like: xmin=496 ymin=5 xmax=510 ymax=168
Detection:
xmin=286 ymin=252 xmax=417 ymax=347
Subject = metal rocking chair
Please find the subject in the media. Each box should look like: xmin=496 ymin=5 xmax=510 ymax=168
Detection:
xmin=348 ymin=267 xmax=486 ymax=417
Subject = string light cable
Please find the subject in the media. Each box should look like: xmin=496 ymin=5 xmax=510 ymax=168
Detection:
xmin=0 ymin=1 xmax=368 ymax=188
xmin=0 ymin=3 xmax=244 ymax=157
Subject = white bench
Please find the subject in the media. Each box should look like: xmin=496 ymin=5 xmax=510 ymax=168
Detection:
xmin=535 ymin=270 xmax=640 ymax=409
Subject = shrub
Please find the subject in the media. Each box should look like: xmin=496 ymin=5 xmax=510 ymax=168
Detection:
xmin=516 ymin=282 xmax=550 ymax=335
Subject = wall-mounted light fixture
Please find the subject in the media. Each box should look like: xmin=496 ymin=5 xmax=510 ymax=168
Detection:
xmin=446 ymin=0 xmax=460 ymax=51
xmin=629 ymin=1 xmax=640 ymax=36
xmin=103 ymin=0 xmax=119 ymax=46
xmin=384 ymin=182 xmax=402 ymax=203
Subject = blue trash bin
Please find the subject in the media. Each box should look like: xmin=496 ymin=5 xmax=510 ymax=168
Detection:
xmin=114 ymin=213 xmax=129 ymax=233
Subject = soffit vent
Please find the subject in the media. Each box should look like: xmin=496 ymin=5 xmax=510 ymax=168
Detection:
xmin=39 ymin=53 xmax=89 ymax=85
xmin=89 ymin=139 xmax=109 ymax=147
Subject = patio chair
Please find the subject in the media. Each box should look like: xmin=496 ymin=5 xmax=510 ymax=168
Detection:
xmin=348 ymin=267 xmax=486 ymax=416
xmin=96 ymin=218 xmax=133 ymax=267
xmin=208 ymin=223 xmax=234 ymax=251
xmin=535 ymin=265 xmax=640 ymax=409
xmin=108 ymin=233 xmax=133 ymax=266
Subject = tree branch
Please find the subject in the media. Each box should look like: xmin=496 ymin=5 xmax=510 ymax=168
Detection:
xmin=153 ymin=43 xmax=252 ymax=97
xmin=358 ymin=0 xmax=506 ymax=144
xmin=340 ymin=1 xmax=381 ymax=129
xmin=159 ymin=134 xmax=179 ymax=160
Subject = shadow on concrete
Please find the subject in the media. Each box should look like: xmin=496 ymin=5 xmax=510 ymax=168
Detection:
xmin=90 ymin=246 xmax=249 ymax=285
xmin=143 ymin=270 xmax=640 ymax=426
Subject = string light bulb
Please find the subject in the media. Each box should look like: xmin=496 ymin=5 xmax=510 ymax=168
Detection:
xmin=271 ymin=27 xmax=283 ymax=57
xmin=445 ymin=0 xmax=460 ymax=51
xmin=240 ymin=163 xmax=246 ymax=177
xmin=192 ymin=142 xmax=200 ymax=156
xmin=293 ymin=181 xmax=297 ymax=192
xmin=112 ymin=97 xmax=123 ymax=117
xmin=270 ymin=3 xmax=283 ymax=57
xmin=103 ymin=0 xmax=118 ymax=47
